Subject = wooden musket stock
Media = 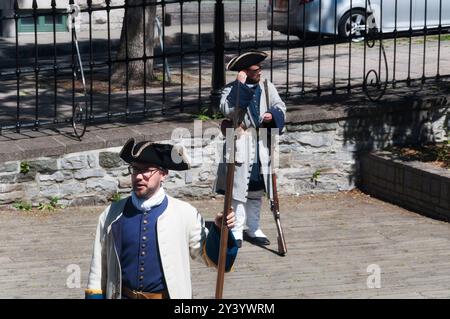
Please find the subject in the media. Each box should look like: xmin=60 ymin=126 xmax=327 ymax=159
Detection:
xmin=270 ymin=173 xmax=287 ymax=256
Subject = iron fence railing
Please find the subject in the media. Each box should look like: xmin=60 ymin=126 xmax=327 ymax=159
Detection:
xmin=0 ymin=0 xmax=449 ymax=138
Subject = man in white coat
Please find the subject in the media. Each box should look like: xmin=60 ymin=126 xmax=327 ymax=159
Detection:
xmin=85 ymin=138 xmax=238 ymax=299
xmin=214 ymin=51 xmax=286 ymax=248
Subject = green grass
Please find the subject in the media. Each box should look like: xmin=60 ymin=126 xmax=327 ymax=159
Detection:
xmin=196 ymin=107 xmax=224 ymax=121
xmin=310 ymin=169 xmax=321 ymax=185
xmin=20 ymin=162 xmax=30 ymax=174
xmin=12 ymin=201 xmax=32 ymax=211
xmin=38 ymin=197 xmax=64 ymax=211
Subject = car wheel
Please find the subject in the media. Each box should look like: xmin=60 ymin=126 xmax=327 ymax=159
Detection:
xmin=338 ymin=9 xmax=367 ymax=38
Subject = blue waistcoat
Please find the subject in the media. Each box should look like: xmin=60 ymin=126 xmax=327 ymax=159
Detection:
xmin=111 ymin=196 xmax=168 ymax=292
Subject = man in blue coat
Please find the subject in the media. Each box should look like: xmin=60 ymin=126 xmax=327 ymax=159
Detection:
xmin=86 ymin=138 xmax=238 ymax=299
xmin=213 ymin=51 xmax=286 ymax=248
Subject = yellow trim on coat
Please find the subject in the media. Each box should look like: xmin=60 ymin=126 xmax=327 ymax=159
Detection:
xmin=85 ymin=289 xmax=103 ymax=295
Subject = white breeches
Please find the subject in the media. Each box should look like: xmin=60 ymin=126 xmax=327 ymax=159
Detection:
xmin=231 ymin=194 xmax=267 ymax=240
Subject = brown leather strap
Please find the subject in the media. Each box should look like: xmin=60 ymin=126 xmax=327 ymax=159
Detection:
xmin=122 ymin=285 xmax=168 ymax=299
xmin=264 ymin=78 xmax=270 ymax=109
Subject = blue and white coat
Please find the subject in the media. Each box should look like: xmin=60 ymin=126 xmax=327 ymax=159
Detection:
xmin=214 ymin=78 xmax=286 ymax=202
xmin=85 ymin=193 xmax=237 ymax=299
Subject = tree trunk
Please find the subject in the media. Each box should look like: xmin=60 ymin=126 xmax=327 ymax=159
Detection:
xmin=112 ymin=0 xmax=156 ymax=87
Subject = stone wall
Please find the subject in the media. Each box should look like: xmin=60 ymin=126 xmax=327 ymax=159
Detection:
xmin=0 ymin=136 xmax=221 ymax=207
xmin=279 ymin=102 xmax=449 ymax=196
xmin=0 ymin=95 xmax=447 ymax=208
xmin=0 ymin=80 xmax=449 ymax=208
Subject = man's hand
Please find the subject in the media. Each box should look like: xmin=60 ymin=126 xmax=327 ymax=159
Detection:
xmin=237 ymin=71 xmax=247 ymax=84
xmin=214 ymin=209 xmax=235 ymax=230
xmin=262 ymin=112 xmax=273 ymax=123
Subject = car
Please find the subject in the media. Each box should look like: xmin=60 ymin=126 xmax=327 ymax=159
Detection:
xmin=267 ymin=0 xmax=450 ymax=38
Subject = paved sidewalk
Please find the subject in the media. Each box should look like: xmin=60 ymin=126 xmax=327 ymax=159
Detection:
xmin=1 ymin=190 xmax=449 ymax=299
xmin=1 ymin=35 xmax=449 ymax=132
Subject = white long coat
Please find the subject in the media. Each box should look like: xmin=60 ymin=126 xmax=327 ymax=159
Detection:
xmin=213 ymin=79 xmax=286 ymax=202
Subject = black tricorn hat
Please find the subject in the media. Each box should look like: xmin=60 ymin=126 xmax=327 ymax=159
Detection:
xmin=226 ymin=50 xmax=268 ymax=71
xmin=120 ymin=138 xmax=190 ymax=171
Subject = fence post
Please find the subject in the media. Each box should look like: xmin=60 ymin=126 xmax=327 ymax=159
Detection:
xmin=210 ymin=0 xmax=225 ymax=114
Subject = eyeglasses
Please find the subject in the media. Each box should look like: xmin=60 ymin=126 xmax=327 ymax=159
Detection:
xmin=128 ymin=165 xmax=160 ymax=176
xmin=246 ymin=66 xmax=262 ymax=74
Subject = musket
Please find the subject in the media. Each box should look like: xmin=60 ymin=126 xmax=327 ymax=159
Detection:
xmin=270 ymin=171 xmax=287 ymax=256
xmin=265 ymin=79 xmax=287 ymax=256
xmin=215 ymin=81 xmax=240 ymax=299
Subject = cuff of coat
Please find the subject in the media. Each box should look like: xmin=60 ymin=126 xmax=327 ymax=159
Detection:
xmin=204 ymin=225 xmax=239 ymax=272
xmin=85 ymin=289 xmax=104 ymax=299
xmin=226 ymin=80 xmax=254 ymax=109
xmin=263 ymin=106 xmax=285 ymax=134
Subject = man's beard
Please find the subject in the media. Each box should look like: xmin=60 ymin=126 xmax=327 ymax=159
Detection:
xmin=246 ymin=77 xmax=259 ymax=84
xmin=133 ymin=185 xmax=157 ymax=199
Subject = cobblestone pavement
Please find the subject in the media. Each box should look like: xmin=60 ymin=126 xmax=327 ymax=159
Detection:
xmin=1 ymin=190 xmax=449 ymax=299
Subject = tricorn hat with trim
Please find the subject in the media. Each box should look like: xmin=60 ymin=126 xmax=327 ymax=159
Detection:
xmin=226 ymin=50 xmax=268 ymax=71
xmin=120 ymin=138 xmax=190 ymax=171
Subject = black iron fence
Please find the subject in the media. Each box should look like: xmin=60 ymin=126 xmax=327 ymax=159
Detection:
xmin=0 ymin=0 xmax=449 ymax=138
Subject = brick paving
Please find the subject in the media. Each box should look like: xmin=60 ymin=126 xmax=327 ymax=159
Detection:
xmin=1 ymin=190 xmax=449 ymax=299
